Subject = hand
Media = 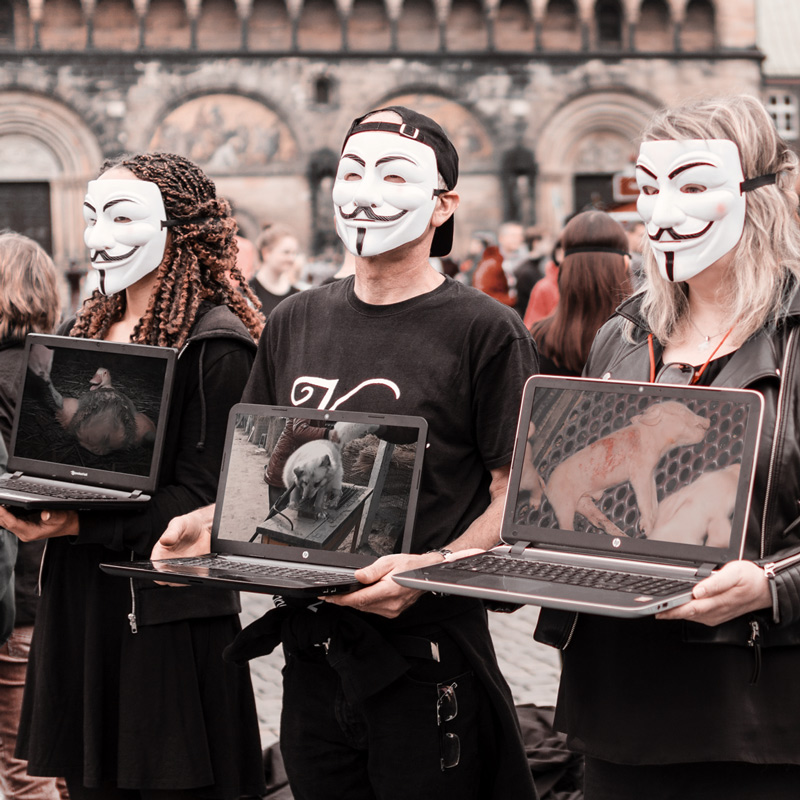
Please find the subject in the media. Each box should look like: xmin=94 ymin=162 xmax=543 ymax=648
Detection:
xmin=151 ymin=505 xmax=214 ymax=561
xmin=323 ymin=551 xmax=454 ymax=618
xmin=656 ymin=560 xmax=771 ymax=626
xmin=0 ymin=506 xmax=78 ymax=542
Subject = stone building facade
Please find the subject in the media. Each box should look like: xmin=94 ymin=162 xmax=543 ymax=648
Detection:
xmin=0 ymin=0 xmax=765 ymax=285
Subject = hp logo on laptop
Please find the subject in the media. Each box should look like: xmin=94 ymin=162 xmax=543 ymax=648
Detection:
xmin=612 ymin=538 xmax=621 ymax=548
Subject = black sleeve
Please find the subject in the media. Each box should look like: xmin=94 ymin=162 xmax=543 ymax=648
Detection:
xmin=473 ymin=334 xmax=539 ymax=471
xmin=74 ymin=339 xmax=254 ymax=555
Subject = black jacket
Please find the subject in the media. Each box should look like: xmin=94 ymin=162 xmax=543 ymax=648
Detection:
xmin=535 ymin=290 xmax=800 ymax=765
xmin=53 ymin=303 xmax=257 ymax=626
xmin=538 ymin=290 xmax=800 ymax=650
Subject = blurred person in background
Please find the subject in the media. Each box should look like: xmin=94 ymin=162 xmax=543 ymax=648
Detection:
xmin=529 ymin=210 xmax=632 ymax=376
xmin=523 ymin=236 xmax=564 ymax=327
xmin=0 ymin=231 xmax=67 ymax=800
xmin=249 ymin=223 xmax=302 ymax=317
xmin=473 ymin=221 xmax=528 ymax=309
xmin=457 ymin=231 xmax=494 ymax=285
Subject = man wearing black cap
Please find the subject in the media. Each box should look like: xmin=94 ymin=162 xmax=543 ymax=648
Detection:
xmin=155 ymin=107 xmax=539 ymax=799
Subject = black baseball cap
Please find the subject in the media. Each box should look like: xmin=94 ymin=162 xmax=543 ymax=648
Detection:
xmin=341 ymin=106 xmax=459 ymax=257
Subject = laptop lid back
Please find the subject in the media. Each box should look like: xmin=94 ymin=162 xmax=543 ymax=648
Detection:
xmin=503 ymin=375 xmax=763 ymax=568
xmin=211 ymin=404 xmax=428 ymax=569
xmin=9 ymin=334 xmax=176 ymax=493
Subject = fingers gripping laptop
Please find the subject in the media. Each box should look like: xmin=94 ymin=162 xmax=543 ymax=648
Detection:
xmin=394 ymin=375 xmax=763 ymax=618
xmin=101 ymin=404 xmax=427 ymax=596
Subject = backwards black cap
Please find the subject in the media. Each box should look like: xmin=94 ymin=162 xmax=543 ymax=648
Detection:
xmin=342 ymin=106 xmax=459 ymax=258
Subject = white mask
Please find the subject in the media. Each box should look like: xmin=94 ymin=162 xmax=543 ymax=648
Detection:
xmin=332 ymin=130 xmax=439 ymax=257
xmin=635 ymin=139 xmax=746 ymax=283
xmin=83 ymin=179 xmax=168 ymax=295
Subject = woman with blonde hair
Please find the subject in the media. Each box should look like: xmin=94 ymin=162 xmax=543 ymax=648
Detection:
xmin=0 ymin=231 xmax=67 ymax=800
xmin=536 ymin=95 xmax=800 ymax=798
xmin=248 ymin=222 xmax=301 ymax=317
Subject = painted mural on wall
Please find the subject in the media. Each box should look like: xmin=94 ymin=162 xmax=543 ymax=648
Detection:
xmin=149 ymin=94 xmax=298 ymax=172
xmin=382 ymin=93 xmax=493 ymax=166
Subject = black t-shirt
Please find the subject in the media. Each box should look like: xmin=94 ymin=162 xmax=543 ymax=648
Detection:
xmin=242 ymin=275 xmax=539 ymax=552
xmin=248 ymin=278 xmax=299 ymax=318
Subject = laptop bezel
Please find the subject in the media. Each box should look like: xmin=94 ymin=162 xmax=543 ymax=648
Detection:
xmin=7 ymin=333 xmax=177 ymax=493
xmin=210 ymin=403 xmax=428 ymax=569
xmin=500 ymin=374 xmax=763 ymax=567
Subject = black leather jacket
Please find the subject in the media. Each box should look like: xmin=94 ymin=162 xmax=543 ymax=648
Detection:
xmin=537 ymin=290 xmax=800 ymax=650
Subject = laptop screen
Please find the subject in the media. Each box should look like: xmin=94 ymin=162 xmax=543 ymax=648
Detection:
xmin=9 ymin=334 xmax=176 ymax=491
xmin=504 ymin=376 xmax=764 ymax=565
xmin=213 ymin=405 xmax=427 ymax=568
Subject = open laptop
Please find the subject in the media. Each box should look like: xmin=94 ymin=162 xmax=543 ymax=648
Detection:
xmin=101 ymin=403 xmax=427 ymax=596
xmin=0 ymin=333 xmax=176 ymax=510
xmin=394 ymin=375 xmax=763 ymax=618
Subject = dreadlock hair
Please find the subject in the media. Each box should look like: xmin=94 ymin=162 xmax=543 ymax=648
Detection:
xmin=72 ymin=152 xmax=264 ymax=348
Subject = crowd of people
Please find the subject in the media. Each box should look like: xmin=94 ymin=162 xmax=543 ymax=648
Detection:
xmin=0 ymin=92 xmax=797 ymax=800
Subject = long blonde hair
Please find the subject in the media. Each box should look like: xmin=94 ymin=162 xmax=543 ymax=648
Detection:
xmin=0 ymin=231 xmax=61 ymax=342
xmin=635 ymin=95 xmax=800 ymax=345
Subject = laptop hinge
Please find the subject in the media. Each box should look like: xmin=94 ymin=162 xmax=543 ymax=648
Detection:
xmin=9 ymin=471 xmax=22 ymax=480
xmin=510 ymin=540 xmax=530 ymax=557
xmin=130 ymin=490 xmax=143 ymax=499
xmin=695 ymin=562 xmax=717 ymax=578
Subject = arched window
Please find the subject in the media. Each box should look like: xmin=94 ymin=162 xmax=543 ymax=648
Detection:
xmin=682 ymin=0 xmax=714 ymax=51
xmin=308 ymin=149 xmax=339 ymax=255
xmin=446 ymin=0 xmax=486 ymax=51
xmin=495 ymin=0 xmax=533 ymax=51
xmin=313 ymin=74 xmax=336 ymax=105
xmin=297 ymin=0 xmax=341 ymax=50
xmin=595 ymin=0 xmax=622 ymax=49
xmin=197 ymin=0 xmax=241 ymax=49
xmin=637 ymin=0 xmax=670 ymax=51
xmin=348 ymin=0 xmax=391 ymax=51
xmin=541 ymin=0 xmax=579 ymax=51
xmin=249 ymin=0 xmax=292 ymax=49
xmin=397 ymin=0 xmax=438 ymax=51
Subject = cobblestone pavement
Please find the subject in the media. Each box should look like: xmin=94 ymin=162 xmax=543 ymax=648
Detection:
xmin=240 ymin=593 xmax=562 ymax=748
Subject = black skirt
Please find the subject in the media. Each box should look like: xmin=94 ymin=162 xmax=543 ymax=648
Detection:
xmin=18 ymin=540 xmax=265 ymax=798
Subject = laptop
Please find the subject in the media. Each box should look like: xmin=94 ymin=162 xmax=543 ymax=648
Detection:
xmin=0 ymin=333 xmax=176 ymax=510
xmin=100 ymin=403 xmax=428 ymax=596
xmin=394 ymin=375 xmax=763 ymax=618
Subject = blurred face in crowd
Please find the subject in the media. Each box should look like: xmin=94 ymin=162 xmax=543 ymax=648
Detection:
xmin=498 ymin=223 xmax=525 ymax=255
xmin=262 ymin=235 xmax=299 ymax=279
xmin=635 ymin=139 xmax=746 ymax=283
xmin=83 ymin=170 xmax=168 ymax=295
xmin=332 ymin=124 xmax=439 ymax=258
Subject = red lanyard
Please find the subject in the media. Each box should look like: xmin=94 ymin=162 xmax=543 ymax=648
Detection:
xmin=648 ymin=325 xmax=735 ymax=384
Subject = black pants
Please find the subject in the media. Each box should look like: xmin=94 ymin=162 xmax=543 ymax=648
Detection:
xmin=279 ymin=641 xmax=485 ymax=800
xmin=584 ymin=756 xmax=800 ymax=800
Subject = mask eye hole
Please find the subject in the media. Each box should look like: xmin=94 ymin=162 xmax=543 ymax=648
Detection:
xmin=113 ymin=215 xmax=132 ymax=223
xmin=343 ymin=173 xmax=361 ymax=181
xmin=680 ymin=184 xmax=706 ymax=194
xmin=384 ymin=174 xmax=406 ymax=184
xmin=640 ymin=185 xmax=658 ymax=196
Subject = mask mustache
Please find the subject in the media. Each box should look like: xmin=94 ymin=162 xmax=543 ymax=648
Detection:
xmin=649 ymin=221 xmax=713 ymax=242
xmin=339 ymin=206 xmax=407 ymax=223
xmin=91 ymin=246 xmax=139 ymax=263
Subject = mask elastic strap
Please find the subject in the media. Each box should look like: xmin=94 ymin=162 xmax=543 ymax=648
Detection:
xmin=161 ymin=217 xmax=213 ymax=229
xmin=740 ymin=173 xmax=777 ymax=193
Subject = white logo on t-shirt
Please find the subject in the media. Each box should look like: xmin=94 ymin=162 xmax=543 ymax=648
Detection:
xmin=291 ymin=376 xmax=401 ymax=410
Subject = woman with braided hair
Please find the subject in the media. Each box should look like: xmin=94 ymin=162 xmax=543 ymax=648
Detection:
xmin=0 ymin=153 xmax=267 ymax=800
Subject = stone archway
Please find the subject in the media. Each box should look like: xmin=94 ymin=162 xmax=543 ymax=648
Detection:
xmin=535 ymin=90 xmax=656 ymax=232
xmin=0 ymin=91 xmax=103 ymax=272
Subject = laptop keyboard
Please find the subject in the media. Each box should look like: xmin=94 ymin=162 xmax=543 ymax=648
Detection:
xmin=0 ymin=477 xmax=115 ymax=501
xmin=439 ymin=553 xmax=695 ymax=597
xmin=176 ymin=556 xmax=357 ymax=586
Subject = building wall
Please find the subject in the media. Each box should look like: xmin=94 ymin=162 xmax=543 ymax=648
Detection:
xmin=0 ymin=0 xmax=765 ymax=281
